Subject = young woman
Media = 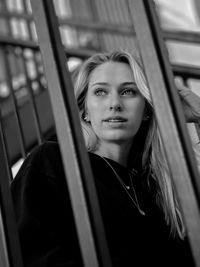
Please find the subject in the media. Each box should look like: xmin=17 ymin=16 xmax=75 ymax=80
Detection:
xmin=11 ymin=50 xmax=198 ymax=267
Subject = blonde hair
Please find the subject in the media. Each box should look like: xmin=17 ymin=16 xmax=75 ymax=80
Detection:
xmin=74 ymin=49 xmax=185 ymax=239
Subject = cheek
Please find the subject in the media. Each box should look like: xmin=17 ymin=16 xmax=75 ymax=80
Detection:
xmin=129 ymin=105 xmax=145 ymax=136
xmin=131 ymin=100 xmax=146 ymax=120
xmin=86 ymin=98 xmax=103 ymax=122
xmin=138 ymin=105 xmax=146 ymax=121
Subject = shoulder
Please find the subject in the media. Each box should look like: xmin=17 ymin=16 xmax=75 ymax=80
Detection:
xmin=19 ymin=141 xmax=61 ymax=167
xmin=12 ymin=144 xmax=102 ymax=184
xmin=31 ymin=141 xmax=61 ymax=162
xmin=12 ymin=141 xmax=62 ymax=183
xmin=12 ymin=145 xmax=107 ymax=189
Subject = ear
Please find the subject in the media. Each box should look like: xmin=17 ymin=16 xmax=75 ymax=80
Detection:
xmin=142 ymin=103 xmax=151 ymax=121
xmin=83 ymin=103 xmax=90 ymax=122
xmin=143 ymin=114 xmax=150 ymax=121
xmin=83 ymin=111 xmax=90 ymax=122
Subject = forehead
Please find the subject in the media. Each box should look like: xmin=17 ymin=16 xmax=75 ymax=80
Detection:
xmin=88 ymin=61 xmax=134 ymax=86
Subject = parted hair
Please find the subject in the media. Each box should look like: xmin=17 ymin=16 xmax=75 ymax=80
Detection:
xmin=74 ymin=49 xmax=185 ymax=239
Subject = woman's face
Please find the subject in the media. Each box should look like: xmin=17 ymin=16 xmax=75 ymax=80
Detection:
xmin=86 ymin=61 xmax=146 ymax=146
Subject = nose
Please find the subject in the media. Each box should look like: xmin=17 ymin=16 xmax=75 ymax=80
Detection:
xmin=109 ymin=93 xmax=123 ymax=111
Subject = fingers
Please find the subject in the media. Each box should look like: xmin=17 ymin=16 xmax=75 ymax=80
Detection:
xmin=174 ymin=77 xmax=189 ymax=92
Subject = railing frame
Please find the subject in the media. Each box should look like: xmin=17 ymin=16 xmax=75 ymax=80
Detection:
xmin=129 ymin=1 xmax=200 ymax=266
xmin=30 ymin=0 xmax=113 ymax=266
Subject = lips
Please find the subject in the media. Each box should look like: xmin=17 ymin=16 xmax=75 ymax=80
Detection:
xmin=103 ymin=117 xmax=127 ymax=122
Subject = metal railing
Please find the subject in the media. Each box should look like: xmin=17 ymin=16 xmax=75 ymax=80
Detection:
xmin=0 ymin=43 xmax=55 ymax=165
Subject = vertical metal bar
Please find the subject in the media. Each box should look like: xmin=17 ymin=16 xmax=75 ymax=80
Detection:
xmin=183 ymin=77 xmax=200 ymax=141
xmin=22 ymin=0 xmax=46 ymax=142
xmin=30 ymin=0 xmax=112 ymax=266
xmin=0 ymin=118 xmax=24 ymax=267
xmin=21 ymin=0 xmax=45 ymax=91
xmin=21 ymin=0 xmax=44 ymax=143
xmin=96 ymin=0 xmax=113 ymax=51
xmin=116 ymin=0 xmax=130 ymax=49
xmin=128 ymin=0 xmax=200 ymax=266
xmin=0 ymin=110 xmax=13 ymax=182
xmin=0 ymin=202 xmax=10 ymax=267
xmin=21 ymin=0 xmax=45 ymax=105
xmin=20 ymin=49 xmax=43 ymax=144
xmin=85 ymin=0 xmax=105 ymax=50
xmin=0 ymin=0 xmax=11 ymax=160
xmin=108 ymin=0 xmax=121 ymax=48
xmin=2 ymin=46 xmax=27 ymax=158
xmin=0 ymin=113 xmax=11 ymax=267
xmin=2 ymin=0 xmax=43 ymax=149
xmin=1 ymin=45 xmax=27 ymax=158
xmin=2 ymin=0 xmax=31 ymax=154
xmin=103 ymin=0 xmax=117 ymax=49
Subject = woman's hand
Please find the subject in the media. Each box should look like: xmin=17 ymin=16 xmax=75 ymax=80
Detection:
xmin=175 ymin=78 xmax=200 ymax=123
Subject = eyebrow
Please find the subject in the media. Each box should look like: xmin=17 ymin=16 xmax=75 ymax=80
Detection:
xmin=91 ymin=82 xmax=109 ymax=87
xmin=120 ymin=82 xmax=137 ymax=86
xmin=90 ymin=82 xmax=137 ymax=87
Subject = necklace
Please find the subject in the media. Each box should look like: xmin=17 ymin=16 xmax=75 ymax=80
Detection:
xmin=100 ymin=156 xmax=145 ymax=216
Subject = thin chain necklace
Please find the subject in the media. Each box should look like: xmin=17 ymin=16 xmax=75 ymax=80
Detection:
xmin=100 ymin=156 xmax=145 ymax=216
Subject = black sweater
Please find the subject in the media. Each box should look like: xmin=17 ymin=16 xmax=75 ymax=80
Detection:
xmin=11 ymin=141 xmax=194 ymax=267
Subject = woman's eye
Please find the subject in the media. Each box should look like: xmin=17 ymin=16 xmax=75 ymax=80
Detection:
xmin=122 ymin=88 xmax=137 ymax=95
xmin=95 ymin=89 xmax=107 ymax=96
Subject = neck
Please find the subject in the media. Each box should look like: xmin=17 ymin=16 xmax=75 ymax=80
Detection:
xmin=94 ymin=141 xmax=132 ymax=167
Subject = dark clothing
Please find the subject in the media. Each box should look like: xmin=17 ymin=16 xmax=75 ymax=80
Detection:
xmin=11 ymin=141 xmax=194 ymax=267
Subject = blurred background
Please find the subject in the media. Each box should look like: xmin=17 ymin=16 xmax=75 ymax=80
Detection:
xmin=0 ymin=0 xmax=199 ymax=176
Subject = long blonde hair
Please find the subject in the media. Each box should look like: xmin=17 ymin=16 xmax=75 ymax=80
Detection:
xmin=74 ymin=49 xmax=185 ymax=239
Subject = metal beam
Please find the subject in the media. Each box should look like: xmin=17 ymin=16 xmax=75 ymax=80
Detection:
xmin=128 ymin=0 xmax=200 ymax=266
xmin=0 ymin=116 xmax=24 ymax=267
xmin=30 ymin=0 xmax=112 ymax=266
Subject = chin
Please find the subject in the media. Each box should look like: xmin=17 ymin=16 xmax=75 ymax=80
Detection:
xmin=102 ymin=133 xmax=134 ymax=143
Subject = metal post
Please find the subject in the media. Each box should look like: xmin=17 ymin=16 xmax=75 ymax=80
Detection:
xmin=30 ymin=0 xmax=112 ymax=266
xmin=128 ymin=0 xmax=200 ymax=266
xmin=20 ymin=49 xmax=43 ymax=144
xmin=1 ymin=45 xmax=27 ymax=158
xmin=0 ymin=118 xmax=24 ymax=267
